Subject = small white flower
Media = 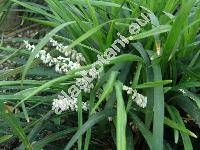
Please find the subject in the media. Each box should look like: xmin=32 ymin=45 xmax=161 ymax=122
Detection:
xmin=122 ymin=85 xmax=129 ymax=91
xmin=179 ymin=89 xmax=186 ymax=94
xmin=55 ymin=64 xmax=62 ymax=73
xmin=127 ymin=88 xmax=133 ymax=94
xmin=88 ymin=67 xmax=99 ymax=79
xmin=123 ymin=85 xmax=133 ymax=94
xmin=63 ymin=46 xmax=68 ymax=49
xmin=52 ymin=98 xmax=67 ymax=114
xmin=35 ymin=53 xmax=40 ymax=58
xmin=23 ymin=40 xmax=82 ymax=74
xmin=49 ymin=38 xmax=86 ymax=63
xmin=52 ymin=93 xmax=88 ymax=114
xmin=75 ymin=78 xmax=94 ymax=93
xmin=24 ymin=40 xmax=35 ymax=51
xmin=108 ymin=117 xmax=113 ymax=122
xmin=65 ymin=50 xmax=71 ymax=57
xmin=56 ymin=44 xmax=62 ymax=51
xmin=133 ymin=92 xmax=147 ymax=108
xmin=123 ymin=84 xmax=147 ymax=108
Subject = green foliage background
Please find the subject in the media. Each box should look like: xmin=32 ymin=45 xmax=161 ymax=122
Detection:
xmin=0 ymin=0 xmax=200 ymax=149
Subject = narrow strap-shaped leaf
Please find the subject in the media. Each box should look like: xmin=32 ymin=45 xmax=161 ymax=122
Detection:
xmin=77 ymin=93 xmax=83 ymax=150
xmin=152 ymin=63 xmax=164 ymax=150
xmin=135 ymin=80 xmax=172 ymax=89
xmin=115 ymin=81 xmax=127 ymax=150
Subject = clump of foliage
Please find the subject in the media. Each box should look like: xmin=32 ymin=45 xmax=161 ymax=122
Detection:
xmin=0 ymin=0 xmax=200 ymax=149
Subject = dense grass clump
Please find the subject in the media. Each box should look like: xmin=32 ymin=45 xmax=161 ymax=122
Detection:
xmin=0 ymin=0 xmax=200 ymax=149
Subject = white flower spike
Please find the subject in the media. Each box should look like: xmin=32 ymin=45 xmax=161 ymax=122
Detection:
xmin=123 ymin=85 xmax=147 ymax=108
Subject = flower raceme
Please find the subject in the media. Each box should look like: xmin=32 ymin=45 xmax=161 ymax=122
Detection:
xmin=23 ymin=39 xmax=85 ymax=74
xmin=49 ymin=38 xmax=86 ymax=63
xmin=52 ymin=94 xmax=88 ymax=114
xmin=123 ymin=85 xmax=147 ymax=108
